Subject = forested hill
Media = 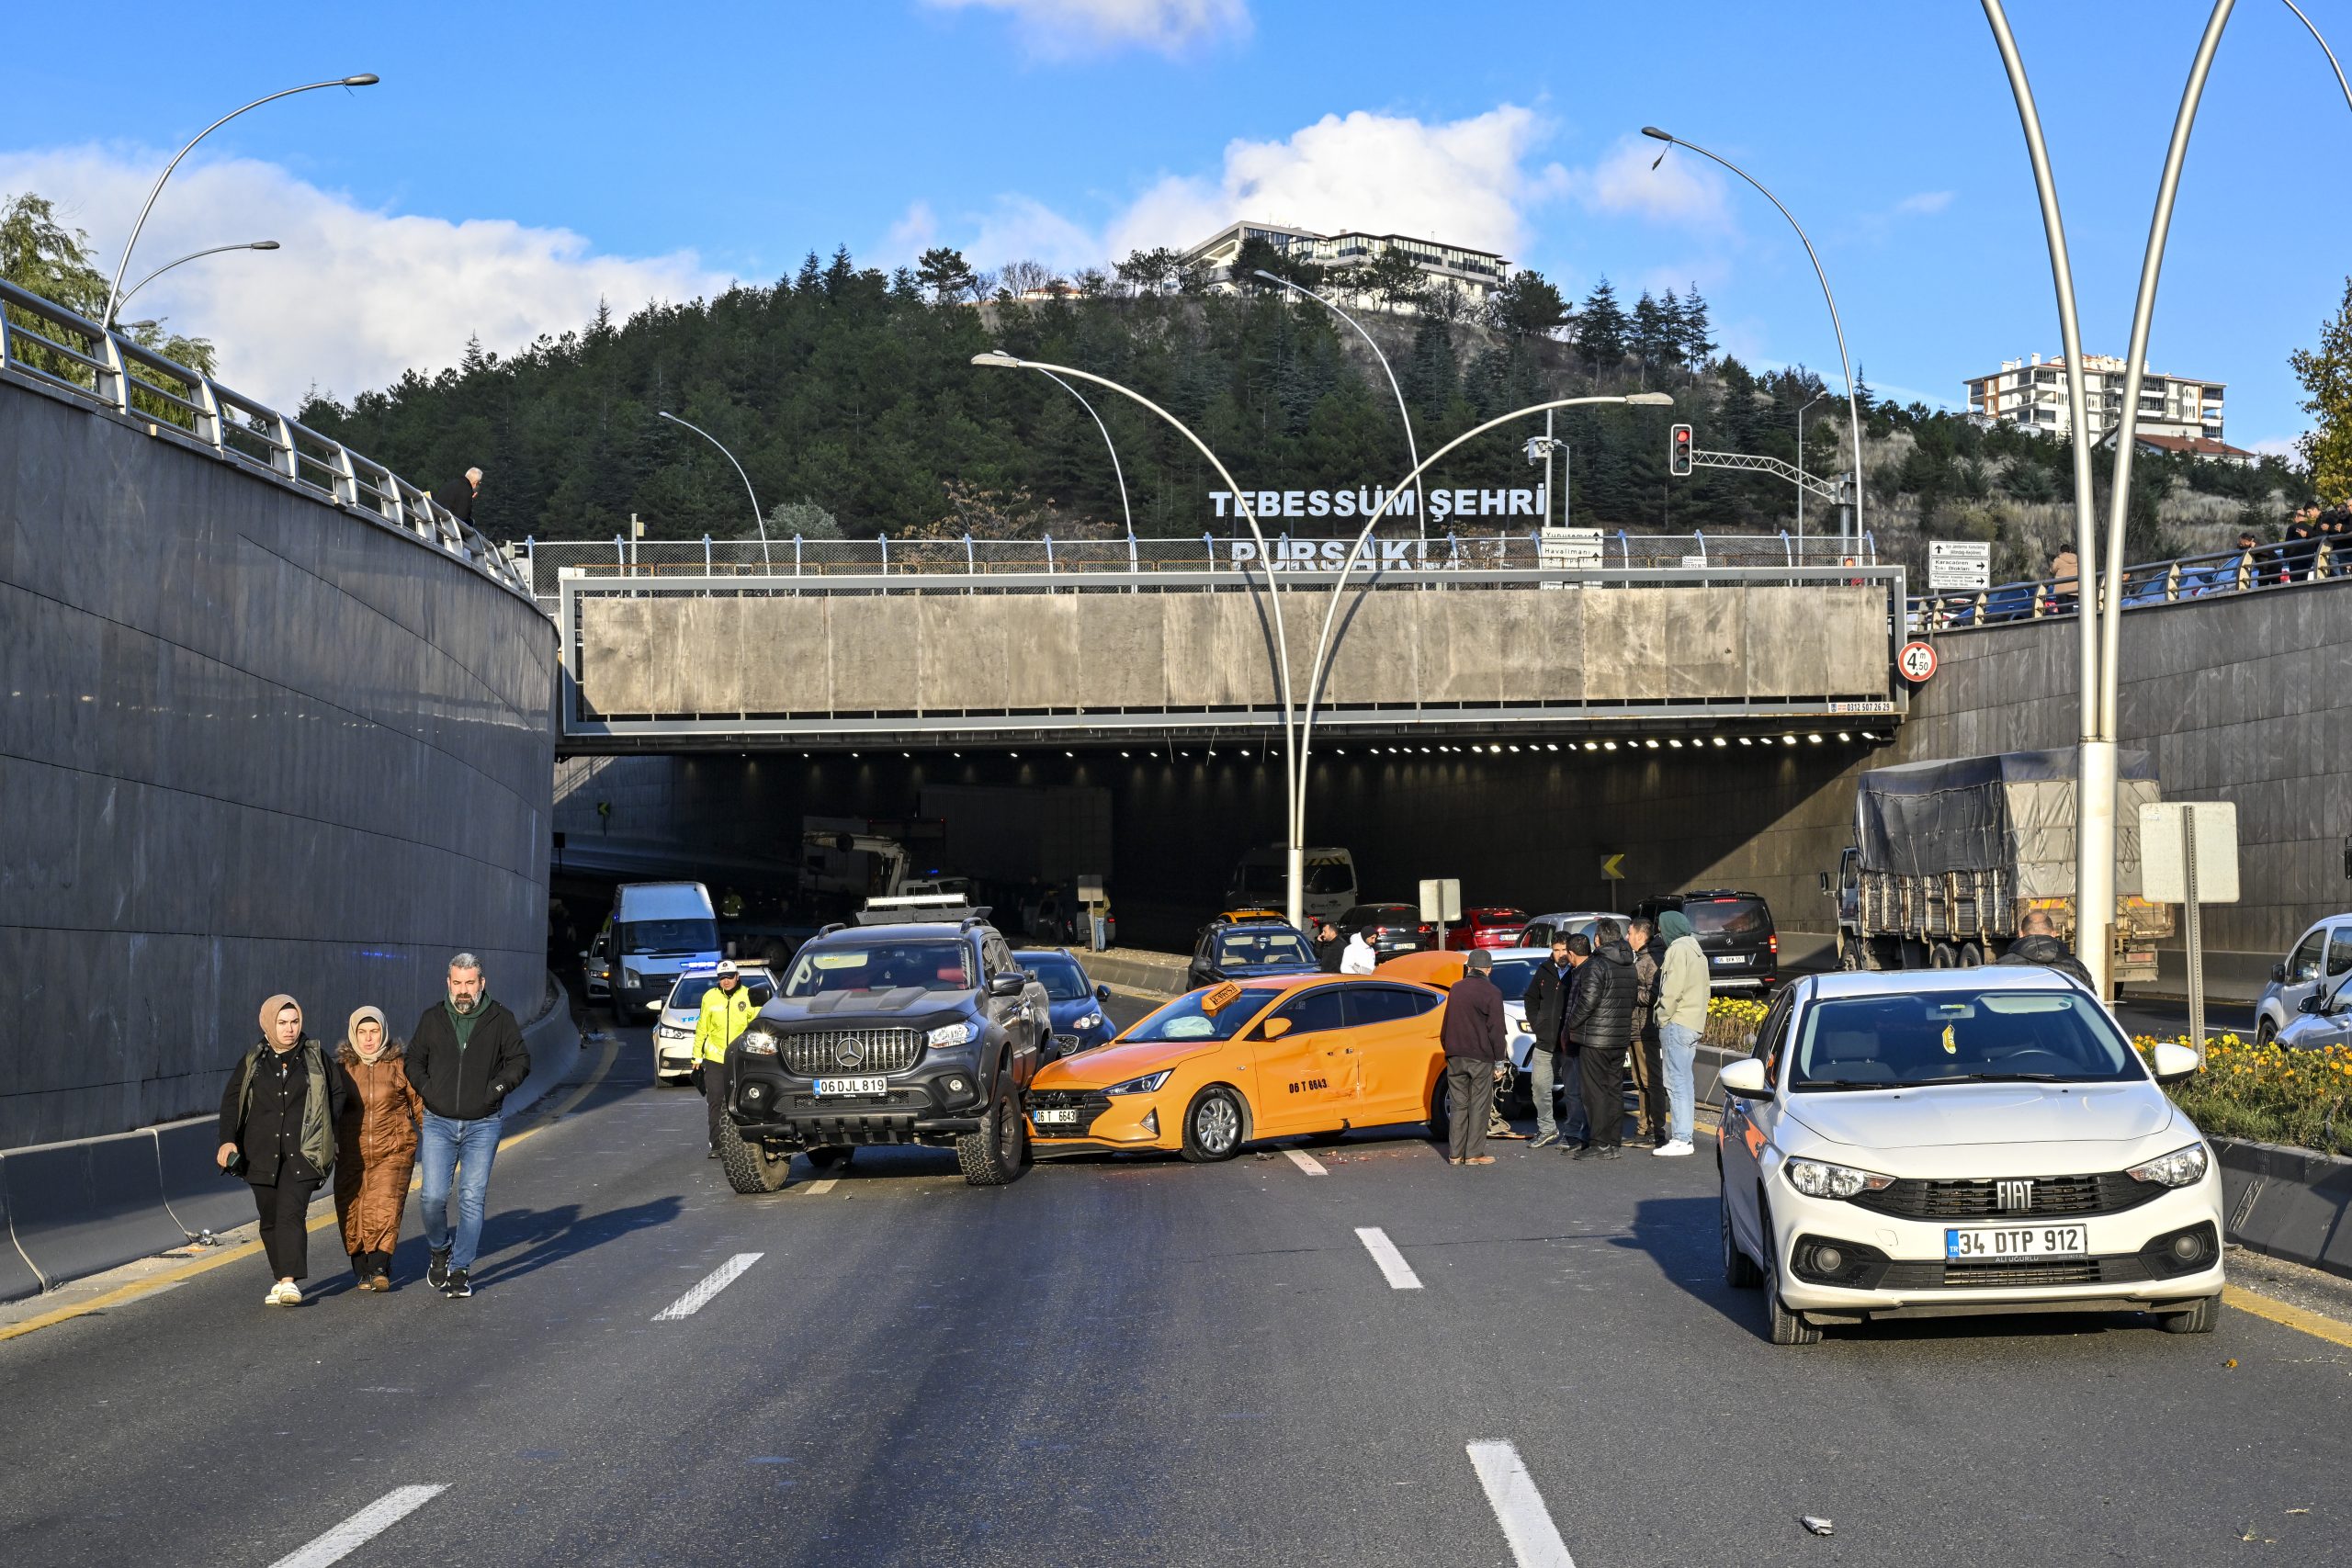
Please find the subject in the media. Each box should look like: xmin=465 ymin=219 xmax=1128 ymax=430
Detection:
xmin=296 ymin=245 xmax=2308 ymax=578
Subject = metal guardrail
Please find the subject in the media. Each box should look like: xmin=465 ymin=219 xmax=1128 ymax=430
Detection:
xmin=521 ymin=530 xmax=1880 ymax=607
xmin=1907 ymin=541 xmax=2344 ymax=632
xmin=0 ymin=278 xmax=533 ymax=602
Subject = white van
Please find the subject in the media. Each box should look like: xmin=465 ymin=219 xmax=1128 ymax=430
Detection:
xmin=595 ymin=882 xmax=722 ymax=1018
xmin=1225 ymin=846 xmax=1357 ymax=926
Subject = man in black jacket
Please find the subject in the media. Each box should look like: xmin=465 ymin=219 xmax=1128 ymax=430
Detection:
xmin=1439 ymin=950 xmax=1510 ymax=1166
xmin=1996 ymin=908 xmax=2095 ymax=989
xmin=1563 ymin=920 xmax=1639 ymax=1159
xmin=1521 ymin=938 xmax=1577 ymax=1149
xmin=407 ymin=953 xmax=530 ymax=1298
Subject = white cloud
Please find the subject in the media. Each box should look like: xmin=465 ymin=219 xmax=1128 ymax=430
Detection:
xmin=885 ymin=200 xmax=940 ymax=265
xmin=1894 ymin=190 xmax=1955 ymax=217
xmin=973 ymin=195 xmax=1105 ymax=274
xmin=0 ymin=144 xmax=726 ymax=406
xmin=923 ymin=0 xmax=1249 ymax=57
xmin=1106 ymin=105 xmax=1560 ymax=262
xmin=1559 ymin=134 xmax=1733 ymax=230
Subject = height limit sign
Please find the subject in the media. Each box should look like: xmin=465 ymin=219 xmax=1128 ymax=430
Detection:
xmin=1897 ymin=640 xmax=1938 ymax=683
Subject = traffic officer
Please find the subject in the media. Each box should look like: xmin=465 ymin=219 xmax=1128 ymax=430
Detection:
xmin=694 ymin=961 xmax=761 ymax=1158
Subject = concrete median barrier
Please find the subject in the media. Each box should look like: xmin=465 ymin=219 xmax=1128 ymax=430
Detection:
xmin=2216 ymin=1137 xmax=2352 ymax=1280
xmin=1083 ymin=949 xmax=1190 ymax=999
xmin=0 ymin=1160 xmax=45 ymax=1303
xmin=1 ymin=1131 xmax=187 ymax=1294
xmin=500 ymin=978 xmax=582 ymax=1118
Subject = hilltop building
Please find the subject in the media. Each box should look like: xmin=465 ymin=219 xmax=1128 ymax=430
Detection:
xmin=1963 ymin=352 xmax=2229 ymax=448
xmin=1182 ymin=220 xmax=1510 ymax=311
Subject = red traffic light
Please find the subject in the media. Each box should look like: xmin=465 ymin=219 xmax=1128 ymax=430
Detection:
xmin=1669 ymin=423 xmax=1693 ymax=477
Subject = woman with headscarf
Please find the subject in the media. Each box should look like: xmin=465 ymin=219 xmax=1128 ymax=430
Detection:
xmin=334 ymin=1006 xmax=424 ymax=1292
xmin=217 ymin=995 xmax=348 ymax=1305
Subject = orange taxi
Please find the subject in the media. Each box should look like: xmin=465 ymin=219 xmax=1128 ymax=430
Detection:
xmin=1025 ymin=974 xmax=1449 ymax=1160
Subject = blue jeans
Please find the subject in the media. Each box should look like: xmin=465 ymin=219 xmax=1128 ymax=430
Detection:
xmin=1660 ymin=1023 xmax=1700 ymax=1145
xmin=419 ymin=1111 xmax=502 ymax=1270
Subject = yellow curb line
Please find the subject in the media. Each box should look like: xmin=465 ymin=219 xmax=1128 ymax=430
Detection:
xmin=2222 ymin=1283 xmax=2352 ymax=1350
xmin=0 ymin=1033 xmax=619 ymax=1347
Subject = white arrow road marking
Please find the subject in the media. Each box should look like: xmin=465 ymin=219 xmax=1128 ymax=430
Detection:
xmin=1353 ymin=1226 xmax=1421 ymax=1290
xmin=1283 ymin=1149 xmax=1328 ymax=1176
xmin=1466 ymin=1442 xmax=1577 ymax=1567
xmin=267 ymin=1485 xmax=448 ymax=1568
xmin=652 ymin=1252 xmax=763 ymax=1320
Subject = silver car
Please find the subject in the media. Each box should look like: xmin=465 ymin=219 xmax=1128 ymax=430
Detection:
xmin=1519 ymin=909 xmax=1631 ymax=949
xmin=2252 ymin=913 xmax=2352 ymax=1044
xmin=652 ymin=964 xmax=778 ymax=1084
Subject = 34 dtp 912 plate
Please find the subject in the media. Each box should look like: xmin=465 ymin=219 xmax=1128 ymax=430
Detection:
xmin=813 ymin=1076 xmax=888 ymax=1097
xmin=1945 ymin=1224 xmax=2087 ymax=1260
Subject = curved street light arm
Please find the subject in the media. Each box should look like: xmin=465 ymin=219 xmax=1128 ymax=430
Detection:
xmin=1253 ymin=269 xmax=1427 ymax=543
xmin=973 ymin=352 xmax=1305 ymax=923
xmin=1644 ymin=130 xmax=1863 ymax=543
xmin=1036 ymin=369 xmax=1132 ymax=536
xmin=115 ymin=241 xmax=278 ymax=317
xmin=2281 ymin=0 xmax=2352 ymax=114
xmin=104 ymin=75 xmax=376 ymax=329
xmin=657 ymin=411 xmax=772 ymax=570
xmin=1290 ymin=392 xmax=1673 ymax=848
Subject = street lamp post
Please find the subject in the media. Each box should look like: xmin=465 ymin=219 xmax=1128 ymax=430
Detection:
xmin=112 ymin=241 xmax=279 ymax=319
xmin=657 ymin=411 xmax=772 ymax=571
xmin=1035 ymin=369 xmax=1132 ymax=536
xmin=1642 ymin=127 xmax=1863 ymax=544
xmin=971 ymin=351 xmax=1306 ymax=925
xmin=1252 ymin=269 xmax=1427 ymax=544
xmin=103 ymin=73 xmax=378 ymax=330
xmin=1795 ymin=390 xmax=1830 ymax=545
xmin=1291 ymin=393 xmax=1676 ymax=863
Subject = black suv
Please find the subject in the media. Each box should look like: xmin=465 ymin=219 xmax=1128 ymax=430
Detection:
xmin=1632 ymin=890 xmax=1779 ymax=993
xmin=717 ymin=912 xmax=1051 ymax=1190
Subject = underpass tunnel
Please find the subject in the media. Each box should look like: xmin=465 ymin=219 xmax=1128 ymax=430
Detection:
xmin=550 ymin=729 xmax=1894 ymax=955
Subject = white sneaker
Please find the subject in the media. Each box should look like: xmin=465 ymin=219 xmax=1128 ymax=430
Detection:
xmin=1652 ymin=1140 xmax=1695 ymax=1157
xmin=266 ymin=1280 xmax=301 ymax=1305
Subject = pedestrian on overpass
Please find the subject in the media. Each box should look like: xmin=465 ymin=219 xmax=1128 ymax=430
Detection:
xmin=1520 ymin=939 xmax=1576 ymax=1149
xmin=333 ymin=1007 xmax=424 ymax=1292
xmin=1438 ymin=950 xmax=1509 ymax=1166
xmin=1653 ymin=911 xmax=1708 ymax=1157
xmin=216 ymin=995 xmax=347 ymax=1306
xmin=1566 ymin=920 xmax=1638 ymax=1160
xmin=407 ymin=954 xmax=530 ymax=1300
xmin=1626 ymin=919 xmax=1668 ymax=1147
xmin=695 ymin=961 xmax=761 ymax=1158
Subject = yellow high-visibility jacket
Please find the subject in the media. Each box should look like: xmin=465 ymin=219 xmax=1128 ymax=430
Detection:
xmin=694 ymin=984 xmax=760 ymax=1065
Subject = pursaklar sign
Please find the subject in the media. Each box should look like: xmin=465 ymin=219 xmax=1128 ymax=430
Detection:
xmin=1209 ymin=485 xmax=1548 ymax=525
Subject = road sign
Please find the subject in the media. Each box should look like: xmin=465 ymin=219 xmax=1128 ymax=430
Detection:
xmin=1419 ymin=878 xmax=1462 ymax=922
xmin=2141 ymin=800 xmax=2240 ymax=1062
xmin=1897 ymin=640 xmax=1938 ymax=682
xmin=1928 ymin=540 xmax=1992 ymax=592
xmin=1600 ymin=853 xmax=1625 ymax=882
xmin=1537 ymin=526 xmax=1602 ymax=570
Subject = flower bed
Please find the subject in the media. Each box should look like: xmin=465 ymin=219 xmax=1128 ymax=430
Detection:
xmin=2137 ymin=1033 xmax=2352 ymax=1157
xmin=1703 ymin=996 xmax=1768 ymax=1052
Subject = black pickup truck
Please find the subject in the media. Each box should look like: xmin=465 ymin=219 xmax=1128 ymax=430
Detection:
xmin=714 ymin=909 xmax=1052 ymax=1190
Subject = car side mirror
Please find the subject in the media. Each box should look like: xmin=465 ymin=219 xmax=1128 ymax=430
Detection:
xmin=1095 ymin=984 xmax=1111 ymax=1003
xmin=1260 ymin=1017 xmax=1294 ymax=1040
xmin=2272 ymin=962 xmax=2288 ymax=983
xmin=2149 ymin=1042 xmax=2201 ymax=1083
xmin=2299 ymin=993 xmax=2327 ymax=1015
xmin=988 ymin=972 xmax=1026 ymax=998
xmin=1817 ymin=871 xmax=1831 ymax=895
xmin=1718 ymin=1058 xmax=1771 ymax=1099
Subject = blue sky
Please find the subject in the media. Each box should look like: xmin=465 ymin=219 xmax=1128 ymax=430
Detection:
xmin=6 ymin=0 xmax=2344 ymax=448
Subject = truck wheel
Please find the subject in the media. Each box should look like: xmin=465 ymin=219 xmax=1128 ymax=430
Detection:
xmin=1959 ymin=942 xmax=1984 ymax=967
xmin=1181 ymin=1086 xmax=1247 ymax=1162
xmin=1838 ymin=937 xmax=1863 ymax=972
xmin=956 ymin=1081 xmax=1028 ymax=1187
xmin=716 ymin=1116 xmax=791 ymax=1194
xmin=1929 ymin=942 xmax=1956 ymax=968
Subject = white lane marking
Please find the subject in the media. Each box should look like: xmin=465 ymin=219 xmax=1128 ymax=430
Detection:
xmin=1353 ymin=1226 xmax=1421 ymax=1290
xmin=268 ymin=1485 xmax=448 ymax=1568
xmin=1284 ymin=1149 xmax=1328 ymax=1176
xmin=802 ymin=1179 xmax=838 ymax=1195
xmin=651 ymin=1252 xmax=763 ymax=1320
xmin=1466 ymin=1442 xmax=1577 ymax=1568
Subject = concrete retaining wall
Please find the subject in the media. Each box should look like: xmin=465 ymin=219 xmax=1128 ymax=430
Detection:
xmin=1 ymin=373 xmax=560 ymax=1148
xmin=576 ymin=581 xmax=1890 ymax=717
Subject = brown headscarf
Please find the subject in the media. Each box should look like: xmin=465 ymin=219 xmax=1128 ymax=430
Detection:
xmin=258 ymin=993 xmax=303 ymax=1048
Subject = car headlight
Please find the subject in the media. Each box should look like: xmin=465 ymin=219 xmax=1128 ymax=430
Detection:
xmin=1073 ymin=1011 xmax=1104 ymax=1031
xmin=738 ymin=1031 xmax=778 ymax=1056
xmin=2126 ymin=1143 xmax=2210 ymax=1188
xmin=622 ymin=968 xmax=643 ymax=989
xmin=1104 ymin=1069 xmax=1172 ymax=1096
xmin=1784 ymin=1156 xmax=1896 ymax=1200
xmin=928 ymin=1021 xmax=979 ymax=1048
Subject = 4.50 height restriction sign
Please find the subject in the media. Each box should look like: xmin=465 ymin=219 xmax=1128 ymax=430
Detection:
xmin=1897 ymin=640 xmax=1938 ymax=682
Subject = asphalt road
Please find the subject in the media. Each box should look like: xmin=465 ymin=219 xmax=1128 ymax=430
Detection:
xmin=2 ymin=1000 xmax=2346 ymax=1567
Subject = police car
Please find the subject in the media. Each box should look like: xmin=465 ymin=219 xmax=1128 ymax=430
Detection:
xmin=652 ymin=961 xmax=778 ymax=1084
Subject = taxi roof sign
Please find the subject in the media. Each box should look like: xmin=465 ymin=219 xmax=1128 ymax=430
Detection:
xmin=1201 ymin=980 xmax=1245 ymax=1014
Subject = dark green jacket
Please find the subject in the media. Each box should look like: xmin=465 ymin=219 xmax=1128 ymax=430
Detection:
xmin=219 ymin=1040 xmax=340 ymax=1184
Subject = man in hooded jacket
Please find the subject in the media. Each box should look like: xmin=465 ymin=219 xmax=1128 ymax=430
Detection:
xmin=1995 ymin=908 xmax=2095 ymax=988
xmin=1563 ymin=919 xmax=1640 ymax=1158
xmin=1653 ymin=909 xmax=1709 ymax=1156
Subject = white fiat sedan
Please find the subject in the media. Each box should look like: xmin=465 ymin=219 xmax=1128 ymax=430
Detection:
xmin=1716 ymin=968 xmax=2222 ymax=1345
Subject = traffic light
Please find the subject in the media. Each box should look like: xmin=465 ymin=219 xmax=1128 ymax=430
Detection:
xmin=1669 ymin=423 xmax=1693 ymax=477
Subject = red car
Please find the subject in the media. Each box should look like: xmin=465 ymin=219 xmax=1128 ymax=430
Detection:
xmin=1443 ymin=907 xmax=1528 ymax=951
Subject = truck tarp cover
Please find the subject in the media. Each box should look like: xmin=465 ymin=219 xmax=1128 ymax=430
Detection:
xmin=1855 ymin=749 xmax=2157 ymax=900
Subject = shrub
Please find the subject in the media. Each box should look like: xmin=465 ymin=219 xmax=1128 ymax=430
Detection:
xmin=2136 ymin=1033 xmax=2352 ymax=1156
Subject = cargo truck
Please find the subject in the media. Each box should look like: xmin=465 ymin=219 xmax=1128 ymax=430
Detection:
xmin=1825 ymin=749 xmax=2174 ymax=987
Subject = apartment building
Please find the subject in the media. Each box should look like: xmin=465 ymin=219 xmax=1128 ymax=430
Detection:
xmin=1964 ymin=352 xmax=2226 ymax=444
xmin=1182 ymin=220 xmax=1510 ymax=310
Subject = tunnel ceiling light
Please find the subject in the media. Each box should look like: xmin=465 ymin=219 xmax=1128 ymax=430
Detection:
xmin=1604 ymin=740 xmax=1618 ymax=750
xmin=1065 ymin=750 xmax=1075 ymax=758
xmin=1645 ymin=739 xmax=1660 ymax=750
xmin=1419 ymin=746 xmax=1431 ymax=754
xmin=1781 ymin=735 xmax=1797 ymax=744
xmin=1862 ymin=730 xmax=1883 ymax=740
xmin=1713 ymin=737 xmax=1729 ymax=748
xmin=1120 ymin=750 xmax=1130 ymax=758
xmin=1808 ymin=733 xmax=1824 ymax=743
xmin=1583 ymin=741 xmax=1598 ymax=751
xmin=1669 ymin=738 xmax=1684 ymax=748
xmin=1239 ymin=747 xmax=1251 ymax=757
xmin=1545 ymin=743 xmax=1558 ymax=751
xmin=1737 ymin=737 xmax=1752 ymax=747
xmin=1837 ymin=732 xmax=1852 ymax=742
xmin=1509 ymin=743 xmax=1521 ymax=753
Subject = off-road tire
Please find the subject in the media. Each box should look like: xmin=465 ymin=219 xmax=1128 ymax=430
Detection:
xmin=1181 ymin=1085 xmax=1247 ymax=1163
xmin=956 ymin=1081 xmax=1028 ymax=1186
xmin=716 ymin=1114 xmax=791 ymax=1194
xmin=2158 ymin=1294 xmax=2222 ymax=1335
xmin=1721 ymin=1186 xmax=1762 ymax=1289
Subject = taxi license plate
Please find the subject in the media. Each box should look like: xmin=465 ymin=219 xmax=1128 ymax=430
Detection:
xmin=1945 ymin=1224 xmax=2087 ymax=1259
xmin=1033 ymin=1108 xmax=1081 ymax=1126
xmin=813 ymin=1077 xmax=888 ymax=1097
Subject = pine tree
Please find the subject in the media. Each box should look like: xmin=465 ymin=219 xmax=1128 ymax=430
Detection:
xmin=1630 ymin=290 xmax=1671 ymax=369
xmin=1679 ymin=284 xmax=1716 ymax=367
xmin=1576 ymin=278 xmax=1628 ymax=370
xmin=2291 ymin=275 xmax=2352 ymax=503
